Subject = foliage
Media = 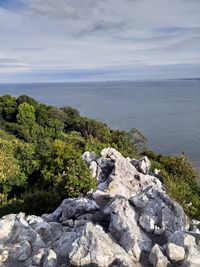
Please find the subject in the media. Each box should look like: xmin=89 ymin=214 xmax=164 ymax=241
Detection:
xmin=0 ymin=94 xmax=199 ymax=220
xmin=41 ymin=140 xmax=96 ymax=197
xmin=144 ymin=150 xmax=200 ymax=220
xmin=0 ymin=148 xmax=20 ymax=194
xmin=17 ymin=102 xmax=36 ymax=125
xmin=0 ymin=190 xmax=61 ymax=216
xmin=0 ymin=95 xmax=18 ymax=121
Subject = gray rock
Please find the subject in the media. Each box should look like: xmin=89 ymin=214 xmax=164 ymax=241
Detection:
xmin=184 ymin=246 xmax=200 ymax=266
xmin=138 ymin=156 xmax=151 ymax=174
xmin=43 ymin=249 xmax=57 ymax=267
xmin=89 ymin=160 xmax=98 ymax=177
xmin=69 ymin=222 xmax=134 ymax=267
xmin=42 ymin=197 xmax=99 ymax=223
xmin=149 ymin=244 xmax=170 ymax=267
xmin=166 ymin=243 xmax=185 ymax=262
xmin=109 ymin=197 xmax=151 ymax=260
xmin=101 ymin=147 xmax=123 ymax=161
xmin=82 ymin=151 xmax=97 ymax=164
xmin=131 ymin=187 xmax=190 ymax=236
xmin=0 ymin=147 xmax=200 ymax=267
xmin=168 ymin=231 xmax=196 ymax=248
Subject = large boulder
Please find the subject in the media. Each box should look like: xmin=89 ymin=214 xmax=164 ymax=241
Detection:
xmin=42 ymin=197 xmax=99 ymax=223
xmin=69 ymin=222 xmax=134 ymax=267
xmin=130 ymin=186 xmax=190 ymax=236
xmin=109 ymin=197 xmax=151 ymax=261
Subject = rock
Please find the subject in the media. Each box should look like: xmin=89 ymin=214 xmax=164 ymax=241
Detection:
xmin=131 ymin=187 xmax=190 ymax=236
xmin=168 ymin=231 xmax=196 ymax=248
xmin=69 ymin=222 xmax=134 ymax=267
xmin=42 ymin=197 xmax=99 ymax=223
xmin=101 ymin=147 xmax=123 ymax=161
xmin=89 ymin=160 xmax=98 ymax=177
xmin=61 ymin=219 xmax=74 ymax=227
xmin=184 ymin=246 xmax=200 ymax=266
xmin=109 ymin=197 xmax=151 ymax=260
xmin=138 ymin=156 xmax=151 ymax=174
xmin=43 ymin=249 xmax=57 ymax=267
xmin=0 ymin=147 xmax=199 ymax=267
xmin=32 ymin=248 xmax=45 ymax=265
xmin=96 ymin=157 xmax=115 ymax=183
xmin=149 ymin=244 xmax=170 ymax=267
xmin=82 ymin=151 xmax=97 ymax=164
xmin=192 ymin=219 xmax=200 ymax=230
xmin=166 ymin=243 xmax=185 ymax=262
xmin=139 ymin=214 xmax=155 ymax=233
xmin=52 ymin=231 xmax=79 ymax=264
xmin=107 ymin=156 xmax=141 ymax=199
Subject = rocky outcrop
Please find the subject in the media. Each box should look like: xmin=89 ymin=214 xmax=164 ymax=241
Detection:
xmin=0 ymin=147 xmax=200 ymax=267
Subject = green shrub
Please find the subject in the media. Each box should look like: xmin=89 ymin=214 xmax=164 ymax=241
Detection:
xmin=0 ymin=190 xmax=61 ymax=217
xmin=1 ymin=94 xmax=199 ymax=220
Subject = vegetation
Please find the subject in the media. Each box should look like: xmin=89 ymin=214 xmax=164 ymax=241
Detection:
xmin=0 ymin=95 xmax=139 ymax=216
xmin=0 ymin=94 xmax=199 ymax=220
xmin=144 ymin=150 xmax=200 ymax=220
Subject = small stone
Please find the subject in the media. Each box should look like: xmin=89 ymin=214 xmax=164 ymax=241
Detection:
xmin=89 ymin=161 xmax=98 ymax=177
xmin=139 ymin=214 xmax=155 ymax=232
xmin=149 ymin=244 xmax=169 ymax=267
xmin=43 ymin=249 xmax=57 ymax=267
xmin=166 ymin=243 xmax=185 ymax=262
xmin=32 ymin=248 xmax=45 ymax=265
xmin=138 ymin=156 xmax=151 ymax=174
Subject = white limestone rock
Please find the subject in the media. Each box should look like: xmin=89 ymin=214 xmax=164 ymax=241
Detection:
xmin=42 ymin=197 xmax=99 ymax=223
xmin=183 ymin=246 xmax=200 ymax=266
xmin=149 ymin=244 xmax=170 ymax=267
xmin=69 ymin=222 xmax=134 ymax=267
xmin=82 ymin=151 xmax=97 ymax=164
xmin=168 ymin=231 xmax=196 ymax=248
xmin=43 ymin=249 xmax=57 ymax=267
xmin=138 ymin=156 xmax=151 ymax=174
xmin=130 ymin=187 xmax=190 ymax=236
xmin=100 ymin=147 xmax=123 ymax=161
xmin=89 ymin=160 xmax=98 ymax=177
xmin=109 ymin=197 xmax=152 ymax=261
xmin=166 ymin=243 xmax=185 ymax=262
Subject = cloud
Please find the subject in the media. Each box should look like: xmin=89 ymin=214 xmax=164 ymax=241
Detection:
xmin=0 ymin=0 xmax=199 ymax=81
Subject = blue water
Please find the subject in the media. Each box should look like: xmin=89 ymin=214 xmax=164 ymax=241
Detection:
xmin=0 ymin=80 xmax=200 ymax=172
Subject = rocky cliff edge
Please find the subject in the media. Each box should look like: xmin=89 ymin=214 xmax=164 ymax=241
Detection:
xmin=0 ymin=148 xmax=200 ymax=267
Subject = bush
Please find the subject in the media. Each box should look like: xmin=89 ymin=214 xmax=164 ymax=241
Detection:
xmin=144 ymin=150 xmax=200 ymax=219
xmin=0 ymin=190 xmax=61 ymax=216
xmin=1 ymin=94 xmax=199 ymax=220
xmin=41 ymin=140 xmax=96 ymax=197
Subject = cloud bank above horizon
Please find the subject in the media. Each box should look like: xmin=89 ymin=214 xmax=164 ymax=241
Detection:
xmin=0 ymin=0 xmax=200 ymax=82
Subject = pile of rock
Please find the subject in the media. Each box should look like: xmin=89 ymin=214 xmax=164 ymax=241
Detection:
xmin=0 ymin=148 xmax=200 ymax=267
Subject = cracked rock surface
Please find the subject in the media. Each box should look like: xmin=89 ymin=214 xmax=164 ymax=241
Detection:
xmin=0 ymin=147 xmax=200 ymax=267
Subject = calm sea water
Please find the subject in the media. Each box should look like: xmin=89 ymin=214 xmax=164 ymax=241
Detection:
xmin=0 ymin=80 xmax=200 ymax=172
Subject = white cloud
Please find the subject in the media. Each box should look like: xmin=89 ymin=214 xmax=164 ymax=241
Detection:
xmin=0 ymin=0 xmax=199 ymax=81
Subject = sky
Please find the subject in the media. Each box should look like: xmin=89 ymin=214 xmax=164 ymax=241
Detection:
xmin=0 ymin=0 xmax=200 ymax=82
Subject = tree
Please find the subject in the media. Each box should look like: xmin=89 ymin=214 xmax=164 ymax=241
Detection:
xmin=17 ymin=95 xmax=38 ymax=108
xmin=0 ymin=95 xmax=18 ymax=121
xmin=41 ymin=139 xmax=96 ymax=197
xmin=0 ymin=148 xmax=20 ymax=196
xmin=17 ymin=102 xmax=36 ymax=125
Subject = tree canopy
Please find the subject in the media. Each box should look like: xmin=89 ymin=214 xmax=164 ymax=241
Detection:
xmin=0 ymin=94 xmax=199 ymax=219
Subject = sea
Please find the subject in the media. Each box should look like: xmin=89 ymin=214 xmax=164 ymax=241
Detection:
xmin=0 ymin=79 xmax=200 ymax=174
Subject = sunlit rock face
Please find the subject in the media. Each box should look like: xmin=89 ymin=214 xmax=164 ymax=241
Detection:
xmin=0 ymin=148 xmax=200 ymax=267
